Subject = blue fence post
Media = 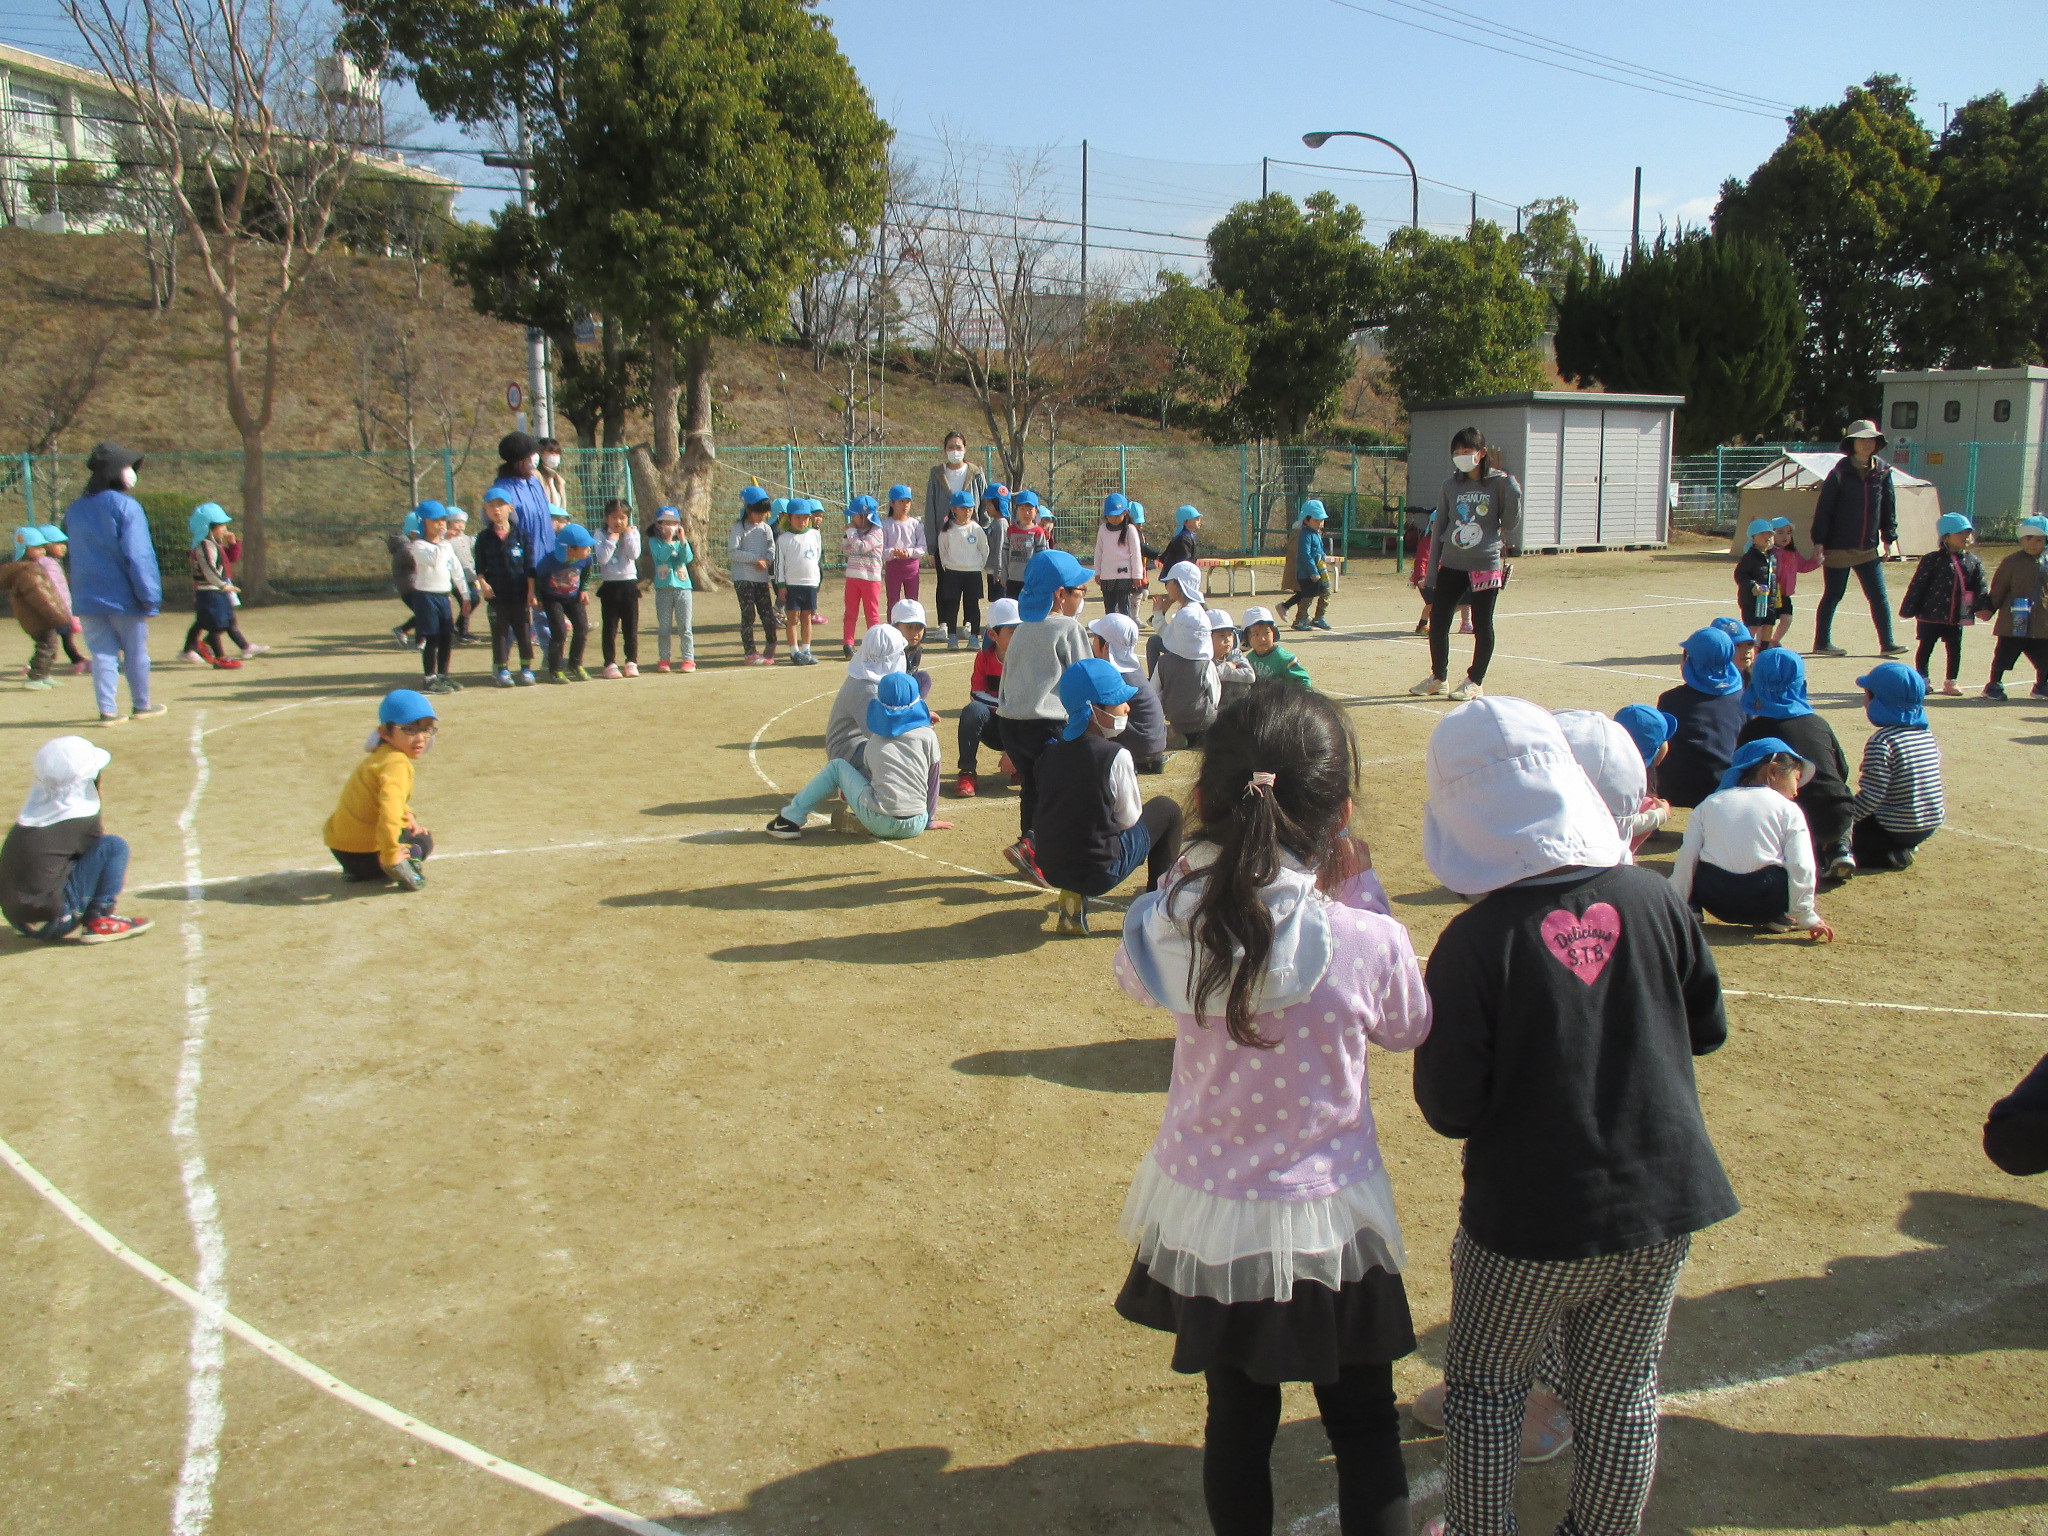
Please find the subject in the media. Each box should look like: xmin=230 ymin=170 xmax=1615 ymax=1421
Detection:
xmin=840 ymin=444 xmax=853 ymax=508
xmin=1965 ymin=441 xmax=1981 ymax=522
xmin=20 ymin=454 xmax=34 ymax=526
xmin=1237 ymin=444 xmax=1247 ymax=556
xmin=783 ymin=445 xmax=796 ymax=499
xmin=1117 ymin=444 xmax=1128 ymax=497
xmin=443 ymin=447 xmax=455 ymax=506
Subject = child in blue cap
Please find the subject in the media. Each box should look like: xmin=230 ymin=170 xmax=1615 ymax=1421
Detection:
xmin=1028 ymin=657 xmax=1184 ymax=935
xmin=765 ymin=671 xmax=949 ymax=841
xmin=184 ymin=503 xmax=244 ymax=671
xmin=322 ymin=690 xmax=438 ymax=889
xmin=1161 ymin=504 xmax=1201 ymax=575
xmin=2 ymin=528 xmax=71 ymax=690
xmin=1899 ymin=512 xmax=1985 ymax=695
xmin=729 ymin=485 xmax=779 ymax=665
xmin=1653 ymin=628 xmax=1746 ymax=808
xmin=1737 ymin=647 xmax=1855 ymax=880
xmin=1277 ymin=501 xmax=1334 ymax=633
xmin=998 ymin=491 xmax=1053 ymax=599
xmin=1670 ymin=737 xmax=1833 ymax=939
xmin=535 ymin=522 xmax=594 ymax=681
xmin=1735 ymin=517 xmax=1783 ymax=652
xmin=1846 ymin=662 xmax=1943 ymax=870
xmin=997 ymin=547 xmax=1095 ymax=879
xmin=882 ymin=483 xmax=926 ymax=613
xmin=1613 ymin=703 xmax=1678 ymax=848
xmin=30 ymin=523 xmax=93 ymax=675
xmin=1978 ymin=514 xmax=2048 ymax=700
xmin=841 ymin=494 xmax=884 ymax=659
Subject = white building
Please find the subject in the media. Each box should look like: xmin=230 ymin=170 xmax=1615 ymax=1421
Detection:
xmin=1881 ymin=365 xmax=2048 ymax=527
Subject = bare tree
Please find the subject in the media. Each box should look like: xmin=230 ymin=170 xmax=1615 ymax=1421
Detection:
xmin=0 ymin=320 xmax=125 ymax=455
xmin=69 ymin=0 xmax=373 ymax=599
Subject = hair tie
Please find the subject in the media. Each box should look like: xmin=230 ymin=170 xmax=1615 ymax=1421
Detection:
xmin=1244 ymin=771 xmax=1277 ymax=798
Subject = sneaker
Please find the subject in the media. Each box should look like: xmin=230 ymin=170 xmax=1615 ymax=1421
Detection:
xmin=98 ymin=713 xmax=123 ymax=726
xmin=655 ymin=661 xmax=671 ymax=674
xmin=1758 ymin=917 xmax=1795 ymax=933
xmin=1412 ymin=617 xmax=1428 ymax=634
xmin=517 ymin=669 xmax=536 ymax=686
xmin=1984 ymin=681 xmax=2008 ymax=700
xmin=1448 ymin=678 xmax=1484 ymax=702
xmin=424 ymin=676 xmax=457 ymax=695
xmin=23 ymin=676 xmax=55 ymax=690
xmin=239 ymin=644 xmax=270 ymax=658
xmin=182 ymin=649 xmax=208 ymax=665
xmin=842 ymin=644 xmax=855 ymax=661
xmin=678 ymin=659 xmax=696 ymax=673
xmin=1291 ymin=620 xmax=1313 ymax=632
xmin=391 ymin=626 xmax=414 ymax=648
xmin=495 ymin=669 xmax=515 ymax=688
xmin=1880 ymin=643 xmax=1909 ymax=657
xmin=1003 ymin=839 xmax=1050 ymax=888
xmin=600 ymin=663 xmax=622 ymax=679
xmin=1826 ymin=856 xmax=1857 ymax=882
xmin=624 ymin=662 xmax=639 ymax=677
xmin=1940 ymin=679 xmax=1962 ymax=696
xmin=77 ymin=913 xmax=152 ymax=944
xmin=1408 ymin=675 xmax=1443 ymax=696
xmin=764 ymin=814 xmax=804 ymax=840
xmin=211 ymin=655 xmax=243 ymax=669
xmin=546 ymin=670 xmax=569 ymax=685
xmin=1893 ymin=848 xmax=1916 ymax=870
xmin=440 ymin=673 xmax=465 ymax=692
xmin=947 ymin=633 xmax=961 ymax=651
xmin=568 ymin=666 xmax=591 ymax=682
xmin=1056 ymin=890 xmax=1091 ymax=936
xmin=130 ymin=703 xmax=167 ymax=719
xmin=70 ymin=660 xmax=89 ymax=675
xmin=389 ymin=857 xmax=426 ymax=891
xmin=955 ymin=772 xmax=977 ymax=798
xmin=1811 ymin=643 xmax=1848 ymax=657
xmin=1459 ymin=618 xmax=1475 ymax=634
xmin=744 ymin=651 xmax=762 ymax=666
xmin=1311 ymin=617 xmax=1332 ymax=630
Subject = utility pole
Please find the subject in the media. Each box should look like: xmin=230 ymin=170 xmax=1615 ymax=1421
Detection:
xmin=485 ymin=111 xmax=552 ymax=439
xmin=1261 ymin=155 xmax=1268 ymax=199
xmin=1080 ymin=139 xmax=1089 ymax=306
xmin=1469 ymin=189 xmax=1477 ymax=233
xmin=1628 ymin=166 xmax=1642 ymax=268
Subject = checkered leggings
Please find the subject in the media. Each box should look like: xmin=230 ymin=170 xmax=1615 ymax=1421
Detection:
xmin=1441 ymin=1228 xmax=1690 ymax=1536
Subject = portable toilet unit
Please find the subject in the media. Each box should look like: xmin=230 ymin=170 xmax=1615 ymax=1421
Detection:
xmin=1405 ymin=391 xmax=1682 ymax=551
xmin=1880 ymin=365 xmax=2048 ymax=526
xmin=1730 ymin=452 xmax=1943 ymax=557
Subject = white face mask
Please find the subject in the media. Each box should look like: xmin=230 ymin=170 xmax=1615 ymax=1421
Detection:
xmin=1452 ymin=452 xmax=1481 ymax=474
xmin=944 ymin=448 xmax=965 ymax=467
xmin=542 ymin=454 xmax=562 ymax=470
xmin=117 ymin=465 xmax=137 ymax=490
xmin=1095 ymin=708 xmax=1127 ymax=736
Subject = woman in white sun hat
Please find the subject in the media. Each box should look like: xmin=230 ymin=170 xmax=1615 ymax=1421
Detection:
xmin=1809 ymin=419 xmax=1907 ymax=659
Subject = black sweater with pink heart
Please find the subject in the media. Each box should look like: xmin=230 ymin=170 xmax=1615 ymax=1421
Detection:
xmin=1414 ymin=863 xmax=1736 ymax=1261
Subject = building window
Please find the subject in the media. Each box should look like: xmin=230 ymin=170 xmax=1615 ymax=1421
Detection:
xmin=1890 ymin=400 xmax=1919 ymax=430
xmin=1943 ymin=399 xmax=1962 ymax=423
xmin=8 ymin=84 xmax=62 ymax=146
xmin=1993 ymin=398 xmax=2013 ymax=423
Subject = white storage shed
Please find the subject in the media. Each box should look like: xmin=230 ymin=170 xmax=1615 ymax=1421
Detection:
xmin=1880 ymin=366 xmax=2048 ymax=526
xmin=1405 ymin=391 xmax=1682 ymax=551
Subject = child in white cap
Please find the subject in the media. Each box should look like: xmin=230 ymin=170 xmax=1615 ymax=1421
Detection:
xmin=892 ymin=597 xmax=932 ymax=697
xmin=1241 ymin=606 xmax=1313 ymax=688
xmin=1412 ymin=696 xmax=1734 ymax=1536
xmin=0 ymin=735 xmax=151 ymax=941
xmin=1209 ymin=608 xmax=1256 ymax=712
xmin=957 ymin=597 xmax=1021 ymax=797
xmin=1155 ymin=602 xmax=1220 ymax=748
xmin=1087 ymin=611 xmax=1166 ymax=773
xmin=1147 ymin=559 xmax=1207 ymax=675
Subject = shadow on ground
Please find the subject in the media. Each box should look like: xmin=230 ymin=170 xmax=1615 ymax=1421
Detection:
xmin=642 ymin=794 xmax=787 ymax=818
xmin=953 ymin=1037 xmax=1174 ymax=1093
xmin=710 ymin=907 xmax=1050 ymax=964
xmin=608 ymin=872 xmax=1028 ymax=913
xmin=133 ymin=869 xmax=390 ymax=905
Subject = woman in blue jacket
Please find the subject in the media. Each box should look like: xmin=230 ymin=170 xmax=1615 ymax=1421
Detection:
xmin=63 ymin=442 xmax=166 ymax=725
xmin=1810 ymin=420 xmax=1907 ymax=659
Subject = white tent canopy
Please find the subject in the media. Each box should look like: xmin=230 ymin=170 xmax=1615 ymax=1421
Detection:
xmin=1735 ymin=452 xmax=1935 ymax=494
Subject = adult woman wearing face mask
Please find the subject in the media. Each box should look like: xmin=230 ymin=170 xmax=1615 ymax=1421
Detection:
xmin=923 ymin=431 xmax=987 ymax=555
xmin=1410 ymin=428 xmax=1520 ymax=704
xmin=1809 ymin=420 xmax=1908 ymax=659
xmin=535 ymin=437 xmax=568 ymax=509
xmin=63 ymin=442 xmax=167 ymax=725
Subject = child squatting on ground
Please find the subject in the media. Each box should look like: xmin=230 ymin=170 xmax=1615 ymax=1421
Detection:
xmin=957 ymin=597 xmax=1021 ymax=796
xmin=1112 ymin=684 xmax=1429 ymax=1536
xmin=1412 ymin=696 xmax=1736 ymax=1536
xmin=1736 ymin=647 xmax=1857 ymax=882
xmin=1847 ymin=661 xmax=1945 ymax=870
xmin=766 ymin=671 xmax=950 ymax=842
xmin=1025 ymin=657 xmax=1185 ymax=935
xmin=1670 ymin=738 xmax=1834 ymax=941
xmin=323 ymin=690 xmax=439 ymax=889
xmin=0 ymin=736 xmax=151 ymax=943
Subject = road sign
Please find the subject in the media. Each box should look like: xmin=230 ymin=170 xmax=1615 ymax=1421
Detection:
xmin=506 ymin=383 xmax=523 ymax=410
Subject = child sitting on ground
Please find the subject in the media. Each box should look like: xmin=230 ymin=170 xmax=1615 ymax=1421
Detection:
xmin=1155 ymin=603 xmax=1220 ymax=749
xmin=1087 ymin=612 xmax=1166 ymax=773
xmin=1209 ymin=609 xmax=1257 ymax=711
xmin=767 ymin=671 xmax=950 ymax=842
xmin=1114 ymin=684 xmax=1428 ymax=1536
xmin=957 ymin=597 xmax=1020 ymax=797
xmin=1847 ymin=662 xmax=1944 ymax=870
xmin=0 ymin=735 xmax=151 ymax=942
xmin=1027 ymin=658 xmax=1185 ymax=935
xmin=828 ymin=624 xmax=907 ymax=774
xmin=776 ymin=500 xmax=823 ymax=666
xmin=645 ymin=505 xmax=696 ymax=673
xmin=892 ymin=599 xmax=932 ymax=696
xmin=3 ymin=528 xmax=72 ymax=691
xmin=321 ymin=690 xmax=439 ymax=890
xmin=1738 ymin=647 xmax=1856 ymax=882
xmin=997 ymin=549 xmax=1096 ymax=882
xmin=1978 ymin=514 xmax=2048 ymax=700
xmin=1899 ymin=513 xmax=1985 ymax=696
xmin=1655 ymin=627 xmax=1747 ymax=808
xmin=535 ymin=522 xmax=594 ymax=682
xmin=1240 ymin=606 xmax=1314 ymax=688
xmin=1554 ymin=709 xmax=1660 ymax=857
xmin=1670 ymin=737 xmax=1833 ymax=939
xmin=1147 ymin=560 xmax=1206 ymax=673
xmin=1712 ymin=615 xmax=1757 ymax=679
xmin=1612 ymin=703 xmax=1677 ymax=850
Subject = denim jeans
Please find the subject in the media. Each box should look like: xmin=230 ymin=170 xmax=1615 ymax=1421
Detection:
xmin=1814 ymin=559 xmax=1897 ymax=649
xmin=81 ymin=612 xmax=152 ymax=716
xmin=654 ymin=586 xmax=695 ymax=661
xmin=782 ymin=757 xmax=928 ymax=839
xmin=14 ymin=833 xmax=129 ymax=939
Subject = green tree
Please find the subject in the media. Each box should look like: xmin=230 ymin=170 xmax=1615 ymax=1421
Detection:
xmin=1513 ymin=195 xmax=1586 ymax=319
xmin=1715 ymin=74 xmax=1936 ymax=432
xmin=1380 ymin=221 xmax=1548 ymax=404
xmin=1104 ymin=271 xmax=1248 ymax=431
xmin=1556 ymin=231 xmax=1804 ymax=453
xmin=1207 ymin=191 xmax=1383 ymax=440
xmin=1906 ymin=84 xmax=2048 ymax=369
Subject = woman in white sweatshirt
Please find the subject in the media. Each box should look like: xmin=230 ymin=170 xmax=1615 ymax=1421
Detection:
xmin=1670 ymin=736 xmax=1833 ymax=941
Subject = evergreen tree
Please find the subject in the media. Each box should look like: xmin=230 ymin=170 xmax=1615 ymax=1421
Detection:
xmin=1380 ymin=221 xmax=1548 ymax=404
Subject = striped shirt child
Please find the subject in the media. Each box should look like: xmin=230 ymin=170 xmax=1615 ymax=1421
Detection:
xmin=1849 ymin=725 xmax=1943 ymax=833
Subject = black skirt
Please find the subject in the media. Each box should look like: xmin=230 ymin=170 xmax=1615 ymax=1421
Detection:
xmin=1114 ymin=1257 xmax=1415 ymax=1385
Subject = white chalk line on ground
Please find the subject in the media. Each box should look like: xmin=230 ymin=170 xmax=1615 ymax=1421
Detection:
xmin=0 ymin=1134 xmax=673 ymax=1536
xmin=1945 ymin=824 xmax=2048 ymax=858
xmin=171 ymin=713 xmax=228 ymax=1536
xmin=1722 ymin=988 xmax=2048 ymax=1021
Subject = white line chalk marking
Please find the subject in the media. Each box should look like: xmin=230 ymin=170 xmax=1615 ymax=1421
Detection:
xmin=171 ymin=714 xmax=228 ymax=1536
xmin=0 ymin=1134 xmax=672 ymax=1536
xmin=1723 ymin=988 xmax=2048 ymax=1021
xmin=1945 ymin=824 xmax=2048 ymax=858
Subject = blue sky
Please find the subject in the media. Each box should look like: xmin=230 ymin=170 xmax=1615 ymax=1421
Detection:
xmin=6 ymin=0 xmax=2041 ymax=268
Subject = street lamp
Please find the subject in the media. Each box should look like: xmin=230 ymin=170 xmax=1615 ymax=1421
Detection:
xmin=1301 ymin=130 xmax=1419 ymax=229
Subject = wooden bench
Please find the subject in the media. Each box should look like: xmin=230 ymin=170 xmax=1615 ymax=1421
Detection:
xmin=1195 ymin=556 xmax=1346 ymax=597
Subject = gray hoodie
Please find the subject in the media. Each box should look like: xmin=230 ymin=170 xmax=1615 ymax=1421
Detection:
xmin=997 ymin=613 xmax=1089 ymax=723
xmin=728 ymin=518 xmax=777 ymax=583
xmin=1429 ymin=469 xmax=1522 ymax=575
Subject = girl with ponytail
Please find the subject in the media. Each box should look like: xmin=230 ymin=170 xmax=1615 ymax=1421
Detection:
xmin=1112 ymin=682 xmax=1431 ymax=1536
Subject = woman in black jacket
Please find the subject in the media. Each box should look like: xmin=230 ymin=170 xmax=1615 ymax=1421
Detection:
xmin=1810 ymin=420 xmax=1907 ymax=658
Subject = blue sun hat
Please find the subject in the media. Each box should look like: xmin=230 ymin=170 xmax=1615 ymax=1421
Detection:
xmin=378 ymin=688 xmax=437 ymax=725
xmin=1012 ymin=489 xmax=1040 ymax=510
xmin=1856 ymin=661 xmax=1928 ymax=728
xmin=1126 ymin=500 xmax=1146 ymax=525
xmin=1719 ymin=735 xmax=1816 ymax=793
xmin=740 ymin=484 xmax=771 ymax=508
xmin=888 ymin=483 xmax=914 ymax=504
xmin=1016 ymin=548 xmax=1096 ymax=622
xmin=413 ymin=498 xmax=447 ymax=525
xmin=36 ymin=523 xmax=65 ymax=544
xmin=982 ymin=483 xmax=1011 ymax=517
xmin=950 ymin=490 xmax=975 ymax=509
xmin=557 ymin=522 xmax=595 ymax=551
xmin=1770 ymin=517 xmax=1794 ymax=531
xmin=1935 ymin=512 xmax=1972 ymax=537
xmin=1058 ymin=657 xmax=1139 ymax=740
xmin=187 ymin=502 xmax=231 ymax=549
xmin=2020 ymin=515 xmax=2048 ymax=539
xmin=1710 ymin=616 xmax=1750 ymax=644
xmin=866 ymin=670 xmax=932 ymax=737
xmin=1681 ymin=628 xmax=1744 ymax=696
xmin=1614 ymin=703 xmax=1680 ymax=766
xmin=14 ymin=526 xmax=46 ymax=552
xmin=1741 ymin=645 xmax=1815 ymax=719
xmin=1102 ymin=492 xmax=1129 ymax=519
xmin=1296 ymin=499 xmax=1328 ymax=525
xmin=1175 ymin=504 xmax=1202 ymax=528
xmin=1747 ymin=517 xmax=1775 ymax=538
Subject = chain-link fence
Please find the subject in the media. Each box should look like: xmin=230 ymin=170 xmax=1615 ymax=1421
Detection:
xmin=0 ymin=442 xmax=1410 ymax=595
xmin=1672 ymin=439 xmax=2048 ymax=540
xmin=1670 ymin=443 xmax=1818 ymax=535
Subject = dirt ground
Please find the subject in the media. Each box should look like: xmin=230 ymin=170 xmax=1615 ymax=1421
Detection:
xmin=4 ymin=538 xmax=2046 ymax=1536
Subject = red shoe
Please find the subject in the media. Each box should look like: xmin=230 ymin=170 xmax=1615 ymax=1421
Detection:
xmin=678 ymin=659 xmax=696 ymax=673
xmin=955 ymin=773 xmax=977 ymax=798
xmin=1003 ymin=838 xmax=1050 ymax=888
xmin=211 ymin=656 xmax=244 ymax=669
xmin=78 ymin=914 xmax=152 ymax=944
xmin=655 ymin=660 xmax=671 ymax=673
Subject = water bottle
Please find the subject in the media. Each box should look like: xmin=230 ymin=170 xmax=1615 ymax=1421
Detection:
xmin=2015 ymin=597 xmax=2032 ymax=638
